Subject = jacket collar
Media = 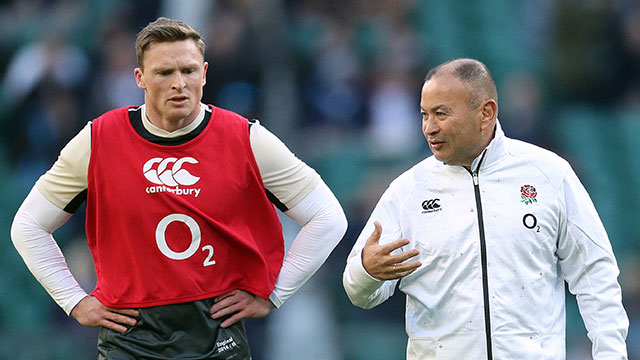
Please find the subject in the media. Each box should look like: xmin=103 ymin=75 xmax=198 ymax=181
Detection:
xmin=469 ymin=119 xmax=507 ymax=173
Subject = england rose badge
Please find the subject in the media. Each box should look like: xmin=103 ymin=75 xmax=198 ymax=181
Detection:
xmin=521 ymin=185 xmax=537 ymax=205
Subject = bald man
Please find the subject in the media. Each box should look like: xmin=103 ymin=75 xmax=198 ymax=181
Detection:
xmin=343 ymin=58 xmax=628 ymax=359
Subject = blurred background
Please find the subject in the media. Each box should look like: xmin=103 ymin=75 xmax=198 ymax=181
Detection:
xmin=0 ymin=0 xmax=638 ymax=358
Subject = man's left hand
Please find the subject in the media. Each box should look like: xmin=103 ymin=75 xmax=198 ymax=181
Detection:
xmin=210 ymin=290 xmax=274 ymax=328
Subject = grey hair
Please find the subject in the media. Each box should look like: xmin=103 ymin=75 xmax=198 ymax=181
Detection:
xmin=425 ymin=58 xmax=498 ymax=109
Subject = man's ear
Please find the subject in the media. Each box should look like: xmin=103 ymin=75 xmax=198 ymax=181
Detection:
xmin=202 ymin=62 xmax=208 ymax=86
xmin=134 ymin=67 xmax=146 ymax=91
xmin=480 ymin=99 xmax=497 ymax=130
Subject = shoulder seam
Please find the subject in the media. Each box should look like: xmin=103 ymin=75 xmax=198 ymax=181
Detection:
xmin=505 ymin=139 xmax=570 ymax=192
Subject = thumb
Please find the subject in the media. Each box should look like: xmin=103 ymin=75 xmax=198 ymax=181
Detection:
xmin=365 ymin=221 xmax=383 ymax=246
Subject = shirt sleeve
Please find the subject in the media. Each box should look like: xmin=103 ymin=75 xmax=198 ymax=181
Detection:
xmin=11 ymin=186 xmax=88 ymax=315
xmin=268 ymin=180 xmax=347 ymax=307
xmin=35 ymin=122 xmax=91 ymax=212
xmin=556 ymin=167 xmax=629 ymax=359
xmin=249 ymin=121 xmax=319 ymax=210
xmin=343 ymin=183 xmax=403 ymax=309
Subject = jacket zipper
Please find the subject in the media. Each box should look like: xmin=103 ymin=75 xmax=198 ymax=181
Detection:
xmin=466 ymin=153 xmax=493 ymax=359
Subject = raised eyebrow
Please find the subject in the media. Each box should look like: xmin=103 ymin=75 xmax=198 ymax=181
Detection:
xmin=431 ymin=104 xmax=451 ymax=113
xmin=421 ymin=105 xmax=450 ymax=113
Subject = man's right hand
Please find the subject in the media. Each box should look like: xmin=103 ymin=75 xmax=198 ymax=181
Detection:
xmin=362 ymin=221 xmax=422 ymax=280
xmin=70 ymin=296 xmax=140 ymax=333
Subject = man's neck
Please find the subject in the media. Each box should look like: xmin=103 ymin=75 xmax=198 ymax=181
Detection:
xmin=141 ymin=104 xmax=205 ymax=138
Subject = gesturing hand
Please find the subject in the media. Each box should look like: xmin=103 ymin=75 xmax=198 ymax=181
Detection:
xmin=70 ymin=296 xmax=140 ymax=333
xmin=362 ymin=221 xmax=422 ymax=280
xmin=210 ymin=290 xmax=274 ymax=328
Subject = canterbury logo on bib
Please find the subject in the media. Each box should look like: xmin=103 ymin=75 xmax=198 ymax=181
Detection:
xmin=143 ymin=157 xmax=202 ymax=197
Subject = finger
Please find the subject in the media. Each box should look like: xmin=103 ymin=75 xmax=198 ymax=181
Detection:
xmin=391 ymin=267 xmax=420 ymax=279
xmin=220 ymin=311 xmax=245 ymax=328
xmin=98 ymin=312 xmax=135 ymax=333
xmin=110 ymin=308 xmax=140 ymax=317
xmin=105 ymin=311 xmax=138 ymax=327
xmin=211 ymin=302 xmax=241 ymax=319
xmin=388 ymin=248 xmax=421 ymax=264
xmin=379 ymin=261 xmax=422 ymax=280
xmin=101 ymin=320 xmax=129 ymax=333
xmin=364 ymin=221 xmax=383 ymax=246
xmin=214 ymin=290 xmax=240 ymax=302
xmin=211 ymin=295 xmax=239 ymax=313
xmin=379 ymin=238 xmax=412 ymax=255
xmin=391 ymin=260 xmax=422 ymax=274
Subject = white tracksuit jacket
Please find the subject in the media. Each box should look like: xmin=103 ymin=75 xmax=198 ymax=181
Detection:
xmin=343 ymin=123 xmax=628 ymax=359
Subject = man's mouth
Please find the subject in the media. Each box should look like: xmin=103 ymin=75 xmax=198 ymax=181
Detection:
xmin=168 ymin=95 xmax=188 ymax=104
xmin=429 ymin=140 xmax=445 ymax=150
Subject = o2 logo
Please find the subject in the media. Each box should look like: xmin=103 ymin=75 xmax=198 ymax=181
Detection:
xmin=522 ymin=213 xmax=540 ymax=233
xmin=155 ymin=214 xmax=215 ymax=266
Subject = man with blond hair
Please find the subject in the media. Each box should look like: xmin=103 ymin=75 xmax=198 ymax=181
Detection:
xmin=12 ymin=17 xmax=347 ymax=359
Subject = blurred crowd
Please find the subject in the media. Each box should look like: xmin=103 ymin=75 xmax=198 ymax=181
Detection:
xmin=0 ymin=0 xmax=638 ymax=359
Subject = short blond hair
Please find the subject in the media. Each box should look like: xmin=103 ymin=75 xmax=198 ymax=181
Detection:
xmin=135 ymin=17 xmax=206 ymax=69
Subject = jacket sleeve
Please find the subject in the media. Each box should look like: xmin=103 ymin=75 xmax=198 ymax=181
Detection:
xmin=343 ymin=185 xmax=403 ymax=309
xmin=556 ymin=167 xmax=629 ymax=359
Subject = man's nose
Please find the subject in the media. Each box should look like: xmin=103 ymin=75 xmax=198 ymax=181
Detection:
xmin=171 ymin=73 xmax=186 ymax=89
xmin=424 ymin=117 xmax=439 ymax=134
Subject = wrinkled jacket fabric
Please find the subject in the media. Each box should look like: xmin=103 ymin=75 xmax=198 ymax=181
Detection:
xmin=343 ymin=123 xmax=628 ymax=359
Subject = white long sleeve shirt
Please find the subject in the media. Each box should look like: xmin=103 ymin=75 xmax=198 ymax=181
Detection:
xmin=343 ymin=122 xmax=628 ymax=359
xmin=12 ymin=103 xmax=347 ymax=314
